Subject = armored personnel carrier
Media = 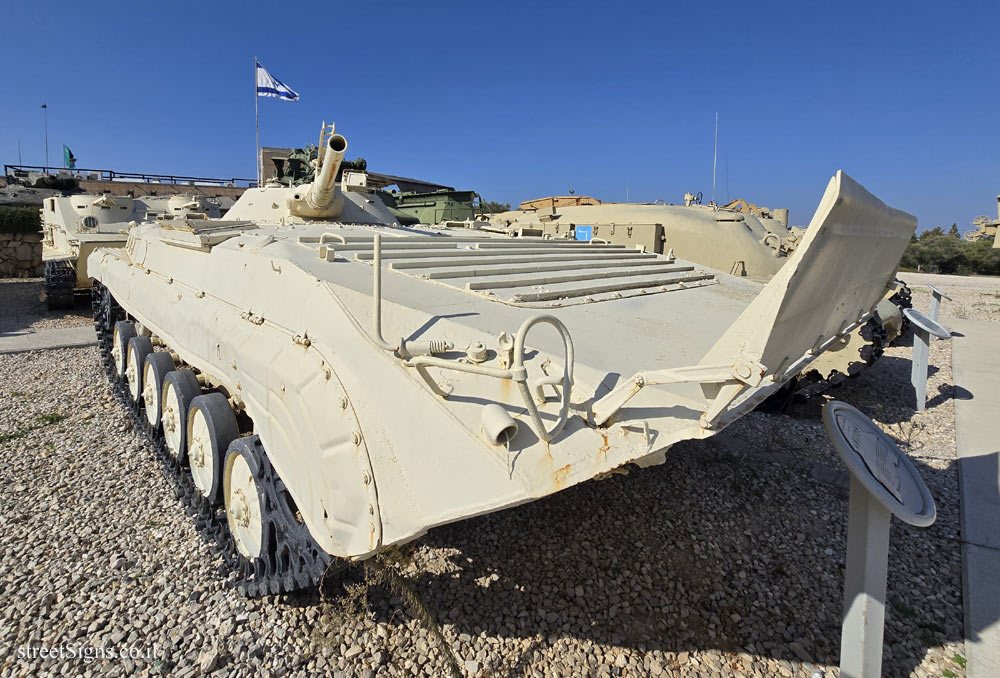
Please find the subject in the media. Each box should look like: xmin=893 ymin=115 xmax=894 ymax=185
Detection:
xmin=488 ymin=196 xmax=795 ymax=278
xmin=87 ymin=123 xmax=915 ymax=596
xmin=42 ymin=192 xmax=226 ymax=308
xmin=486 ymin=193 xmax=911 ymax=382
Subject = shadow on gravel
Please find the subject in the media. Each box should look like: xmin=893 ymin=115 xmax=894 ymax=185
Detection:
xmin=0 ymin=278 xmax=90 ymax=334
xmin=376 ymin=444 xmax=966 ymax=678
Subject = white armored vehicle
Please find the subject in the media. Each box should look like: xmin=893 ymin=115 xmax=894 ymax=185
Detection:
xmin=87 ymin=123 xmax=915 ymax=595
xmin=41 ymin=192 xmax=227 ymax=308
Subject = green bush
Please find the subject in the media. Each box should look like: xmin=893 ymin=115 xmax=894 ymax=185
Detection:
xmin=0 ymin=206 xmax=42 ymax=234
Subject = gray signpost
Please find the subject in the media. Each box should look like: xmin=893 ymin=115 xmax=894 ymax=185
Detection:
xmin=822 ymin=401 xmax=936 ymax=678
xmin=902 ymin=308 xmax=951 ymax=411
xmin=926 ymin=284 xmax=951 ymax=322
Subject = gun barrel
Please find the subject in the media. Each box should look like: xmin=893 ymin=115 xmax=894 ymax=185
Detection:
xmin=307 ymin=133 xmax=347 ymax=211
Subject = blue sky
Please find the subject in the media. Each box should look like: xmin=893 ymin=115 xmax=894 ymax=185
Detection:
xmin=2 ymin=1 xmax=997 ymax=231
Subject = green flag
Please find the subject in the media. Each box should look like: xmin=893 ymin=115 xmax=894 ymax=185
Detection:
xmin=63 ymin=144 xmax=76 ymax=169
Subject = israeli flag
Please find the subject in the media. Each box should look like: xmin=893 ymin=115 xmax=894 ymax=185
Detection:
xmin=256 ymin=61 xmax=299 ymax=101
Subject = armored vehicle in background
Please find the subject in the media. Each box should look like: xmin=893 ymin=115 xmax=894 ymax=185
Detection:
xmin=378 ymin=188 xmax=482 ymax=225
xmin=965 ymin=195 xmax=1000 ymax=246
xmin=87 ymin=121 xmax=915 ymax=596
xmin=488 ymin=196 xmax=797 ymax=278
xmin=42 ymin=193 xmax=226 ymax=308
xmin=486 ymin=192 xmax=910 ymax=381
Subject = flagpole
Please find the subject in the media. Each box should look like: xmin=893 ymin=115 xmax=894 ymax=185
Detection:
xmin=42 ymin=105 xmax=49 ymax=171
xmin=254 ymin=56 xmax=260 ymax=187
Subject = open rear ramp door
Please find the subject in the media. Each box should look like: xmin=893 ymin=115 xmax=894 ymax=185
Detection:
xmin=593 ymin=170 xmax=917 ymax=429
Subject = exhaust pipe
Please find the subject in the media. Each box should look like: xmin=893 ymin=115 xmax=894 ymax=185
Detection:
xmin=481 ymin=404 xmax=519 ymax=446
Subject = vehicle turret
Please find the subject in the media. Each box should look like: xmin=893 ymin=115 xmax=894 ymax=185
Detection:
xmin=286 ymin=131 xmax=347 ymax=218
xmin=226 ymin=126 xmax=397 ymax=225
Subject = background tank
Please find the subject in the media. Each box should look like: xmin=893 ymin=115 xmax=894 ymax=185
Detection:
xmin=41 ymin=192 xmax=226 ymax=308
xmin=965 ymin=194 xmax=1000 ymax=247
xmin=85 ymin=122 xmax=916 ymax=597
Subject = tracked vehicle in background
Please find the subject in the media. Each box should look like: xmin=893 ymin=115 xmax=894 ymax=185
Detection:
xmin=41 ymin=193 xmax=227 ymax=308
xmin=88 ymin=121 xmax=915 ymax=596
xmin=486 ymin=192 xmax=913 ymax=382
xmin=965 ymin=194 xmax=1000 ymax=246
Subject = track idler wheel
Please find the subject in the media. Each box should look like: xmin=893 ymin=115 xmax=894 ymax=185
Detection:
xmin=187 ymin=393 xmax=239 ymax=505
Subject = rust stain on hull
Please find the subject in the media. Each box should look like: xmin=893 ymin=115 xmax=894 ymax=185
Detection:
xmin=553 ymin=464 xmax=572 ymax=490
xmin=597 ymin=433 xmax=610 ymax=461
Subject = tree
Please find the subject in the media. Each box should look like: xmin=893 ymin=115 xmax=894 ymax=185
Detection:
xmin=480 ymin=200 xmax=511 ymax=214
xmin=900 ymin=227 xmax=1000 ymax=275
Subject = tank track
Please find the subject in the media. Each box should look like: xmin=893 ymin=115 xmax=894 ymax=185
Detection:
xmin=92 ymin=280 xmax=340 ymax=597
xmin=223 ymin=436 xmax=337 ymax=597
xmin=786 ymin=312 xmax=889 ymax=403
xmin=857 ymin=312 xmax=888 ymax=367
xmin=888 ymin=279 xmax=913 ymax=337
xmin=45 ymin=260 xmax=76 ymax=310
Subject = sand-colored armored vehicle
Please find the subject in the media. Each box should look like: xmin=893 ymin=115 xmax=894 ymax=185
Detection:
xmin=87 ymin=123 xmax=914 ymax=596
xmin=41 ymin=192 xmax=226 ymax=308
xmin=965 ymin=195 xmax=1000 ymax=246
xmin=488 ymin=197 xmax=797 ymax=279
xmin=519 ymin=195 xmax=602 ymax=210
xmin=485 ymin=193 xmax=910 ymax=382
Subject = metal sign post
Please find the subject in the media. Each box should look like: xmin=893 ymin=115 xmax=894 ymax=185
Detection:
xmin=822 ymin=401 xmax=936 ymax=678
xmin=902 ymin=309 xmax=951 ymax=411
xmin=926 ymin=284 xmax=951 ymax=323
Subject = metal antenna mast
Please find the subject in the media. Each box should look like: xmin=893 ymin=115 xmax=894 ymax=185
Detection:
xmin=712 ymin=112 xmax=718 ymax=205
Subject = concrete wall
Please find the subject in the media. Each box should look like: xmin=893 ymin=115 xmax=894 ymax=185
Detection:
xmin=0 ymin=231 xmax=43 ymax=278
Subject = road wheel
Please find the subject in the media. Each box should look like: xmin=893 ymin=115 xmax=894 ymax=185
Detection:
xmin=187 ymin=393 xmax=239 ymax=505
xmin=125 ymin=336 xmax=153 ymax=403
xmin=161 ymin=370 xmax=201 ymax=464
xmin=111 ymin=321 xmax=135 ymax=378
xmin=142 ymin=352 xmax=175 ymax=429
xmin=224 ymin=437 xmax=269 ymax=561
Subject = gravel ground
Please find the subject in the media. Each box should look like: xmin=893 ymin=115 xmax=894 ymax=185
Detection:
xmin=0 ymin=274 xmax=989 ymax=678
xmin=0 ymin=279 xmax=92 ymax=334
xmin=899 ymin=272 xmax=1000 ymax=322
